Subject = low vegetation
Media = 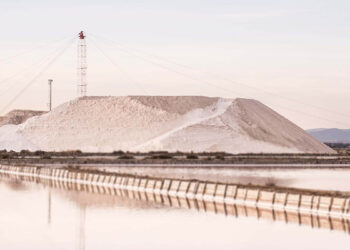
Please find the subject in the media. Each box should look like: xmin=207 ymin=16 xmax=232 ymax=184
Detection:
xmin=0 ymin=149 xmax=350 ymax=164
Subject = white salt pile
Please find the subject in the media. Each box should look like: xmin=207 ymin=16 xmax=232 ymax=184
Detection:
xmin=0 ymin=96 xmax=335 ymax=153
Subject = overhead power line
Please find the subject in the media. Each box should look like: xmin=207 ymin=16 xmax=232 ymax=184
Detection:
xmin=88 ymin=37 xmax=149 ymax=94
xmin=90 ymin=33 xmax=350 ymax=121
xmin=0 ymin=36 xmax=72 ymax=64
xmin=90 ymin=35 xmax=242 ymax=96
xmin=89 ymin=33 xmax=350 ymax=127
xmin=0 ymin=46 xmax=70 ymax=98
xmin=0 ymin=38 xmax=75 ymax=114
xmin=0 ymin=39 xmax=74 ymax=90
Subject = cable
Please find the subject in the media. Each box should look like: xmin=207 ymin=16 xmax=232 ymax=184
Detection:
xmin=91 ymin=36 xmax=243 ymax=97
xmin=0 ymin=36 xmax=72 ymax=64
xmin=0 ymin=39 xmax=73 ymax=89
xmin=88 ymin=37 xmax=149 ymax=94
xmin=0 ymin=38 xmax=75 ymax=114
xmin=0 ymin=44 xmax=70 ymax=98
xmin=90 ymin=33 xmax=350 ymax=122
xmin=90 ymin=34 xmax=350 ymax=127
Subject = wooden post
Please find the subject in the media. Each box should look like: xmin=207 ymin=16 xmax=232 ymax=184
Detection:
xmin=184 ymin=182 xmax=191 ymax=206
xmin=193 ymin=182 xmax=200 ymax=210
xmin=272 ymin=192 xmax=276 ymax=205
xmin=202 ymin=182 xmax=208 ymax=212
xmin=112 ymin=175 xmax=118 ymax=186
xmin=256 ymin=189 xmax=261 ymax=204
xmin=283 ymin=210 xmax=288 ymax=223
xmin=193 ymin=182 xmax=200 ymax=196
xmin=223 ymin=201 xmax=228 ymax=216
xmin=202 ymin=182 xmax=207 ymax=196
xmin=243 ymin=189 xmax=248 ymax=202
xmin=346 ymin=198 xmax=350 ymax=213
xmin=214 ymin=200 xmax=218 ymax=214
xmin=243 ymin=204 xmax=248 ymax=217
xmin=152 ymin=179 xmax=157 ymax=201
xmin=159 ymin=179 xmax=165 ymax=192
xmin=144 ymin=178 xmax=149 ymax=201
xmin=233 ymin=186 xmax=238 ymax=200
xmin=213 ymin=183 xmax=218 ymax=199
xmin=310 ymin=195 xmax=314 ymax=210
xmin=233 ymin=204 xmax=238 ymax=218
xmin=144 ymin=179 xmax=149 ymax=190
xmin=310 ymin=214 xmax=314 ymax=228
xmin=340 ymin=218 xmax=346 ymax=232
xmin=316 ymin=215 xmax=321 ymax=228
xmin=185 ymin=181 xmax=191 ymax=194
xmin=316 ymin=196 xmax=321 ymax=211
xmin=329 ymin=197 xmax=334 ymax=212
xmin=137 ymin=178 xmax=142 ymax=188
xmin=176 ymin=180 xmax=182 ymax=195
xmin=137 ymin=178 xmax=142 ymax=201
xmin=167 ymin=180 xmax=173 ymax=193
xmin=284 ymin=193 xmax=289 ymax=207
xmin=223 ymin=184 xmax=228 ymax=201
xmin=328 ymin=216 xmax=334 ymax=231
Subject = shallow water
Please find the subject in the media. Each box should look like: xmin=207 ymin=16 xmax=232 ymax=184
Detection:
xmin=0 ymin=176 xmax=350 ymax=250
xmin=100 ymin=165 xmax=350 ymax=192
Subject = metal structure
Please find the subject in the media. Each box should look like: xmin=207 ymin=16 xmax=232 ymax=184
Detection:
xmin=48 ymin=79 xmax=53 ymax=111
xmin=77 ymin=31 xmax=87 ymax=97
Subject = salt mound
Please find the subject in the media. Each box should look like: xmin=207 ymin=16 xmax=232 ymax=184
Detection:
xmin=0 ymin=109 xmax=46 ymax=126
xmin=0 ymin=96 xmax=334 ymax=153
xmin=0 ymin=125 xmax=38 ymax=151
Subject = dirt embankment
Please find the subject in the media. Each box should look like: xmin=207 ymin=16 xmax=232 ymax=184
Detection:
xmin=0 ymin=109 xmax=46 ymax=126
xmin=1 ymin=151 xmax=349 ymax=165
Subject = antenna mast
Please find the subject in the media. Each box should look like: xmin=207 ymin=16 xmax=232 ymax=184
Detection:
xmin=77 ymin=31 xmax=87 ymax=97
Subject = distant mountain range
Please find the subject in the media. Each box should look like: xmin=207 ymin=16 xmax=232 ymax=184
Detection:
xmin=307 ymin=128 xmax=350 ymax=143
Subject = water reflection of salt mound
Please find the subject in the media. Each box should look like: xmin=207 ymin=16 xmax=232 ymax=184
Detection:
xmin=0 ymin=96 xmax=334 ymax=153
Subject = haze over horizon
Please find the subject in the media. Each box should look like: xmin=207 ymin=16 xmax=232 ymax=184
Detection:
xmin=0 ymin=0 xmax=349 ymax=129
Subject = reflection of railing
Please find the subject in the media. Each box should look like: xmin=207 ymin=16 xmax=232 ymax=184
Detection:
xmin=1 ymin=164 xmax=350 ymax=234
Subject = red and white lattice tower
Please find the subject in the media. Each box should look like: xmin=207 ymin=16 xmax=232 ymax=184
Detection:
xmin=77 ymin=31 xmax=87 ymax=97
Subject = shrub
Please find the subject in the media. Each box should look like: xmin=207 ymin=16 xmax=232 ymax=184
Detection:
xmin=186 ymin=154 xmax=198 ymax=159
xmin=149 ymin=151 xmax=169 ymax=155
xmin=20 ymin=150 xmax=30 ymax=155
xmin=112 ymin=150 xmax=125 ymax=155
xmin=151 ymin=154 xmax=173 ymax=159
xmin=215 ymin=155 xmax=225 ymax=160
xmin=63 ymin=150 xmax=82 ymax=156
xmin=266 ymin=182 xmax=276 ymax=187
xmin=118 ymin=155 xmax=134 ymax=160
xmin=74 ymin=150 xmax=83 ymax=155
xmin=34 ymin=150 xmax=45 ymax=156
xmin=0 ymin=153 xmax=10 ymax=159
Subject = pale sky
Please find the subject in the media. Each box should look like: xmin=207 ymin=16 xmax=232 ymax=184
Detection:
xmin=0 ymin=0 xmax=349 ymax=129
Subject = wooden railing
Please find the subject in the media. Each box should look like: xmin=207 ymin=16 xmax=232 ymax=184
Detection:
xmin=1 ymin=164 xmax=349 ymax=234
